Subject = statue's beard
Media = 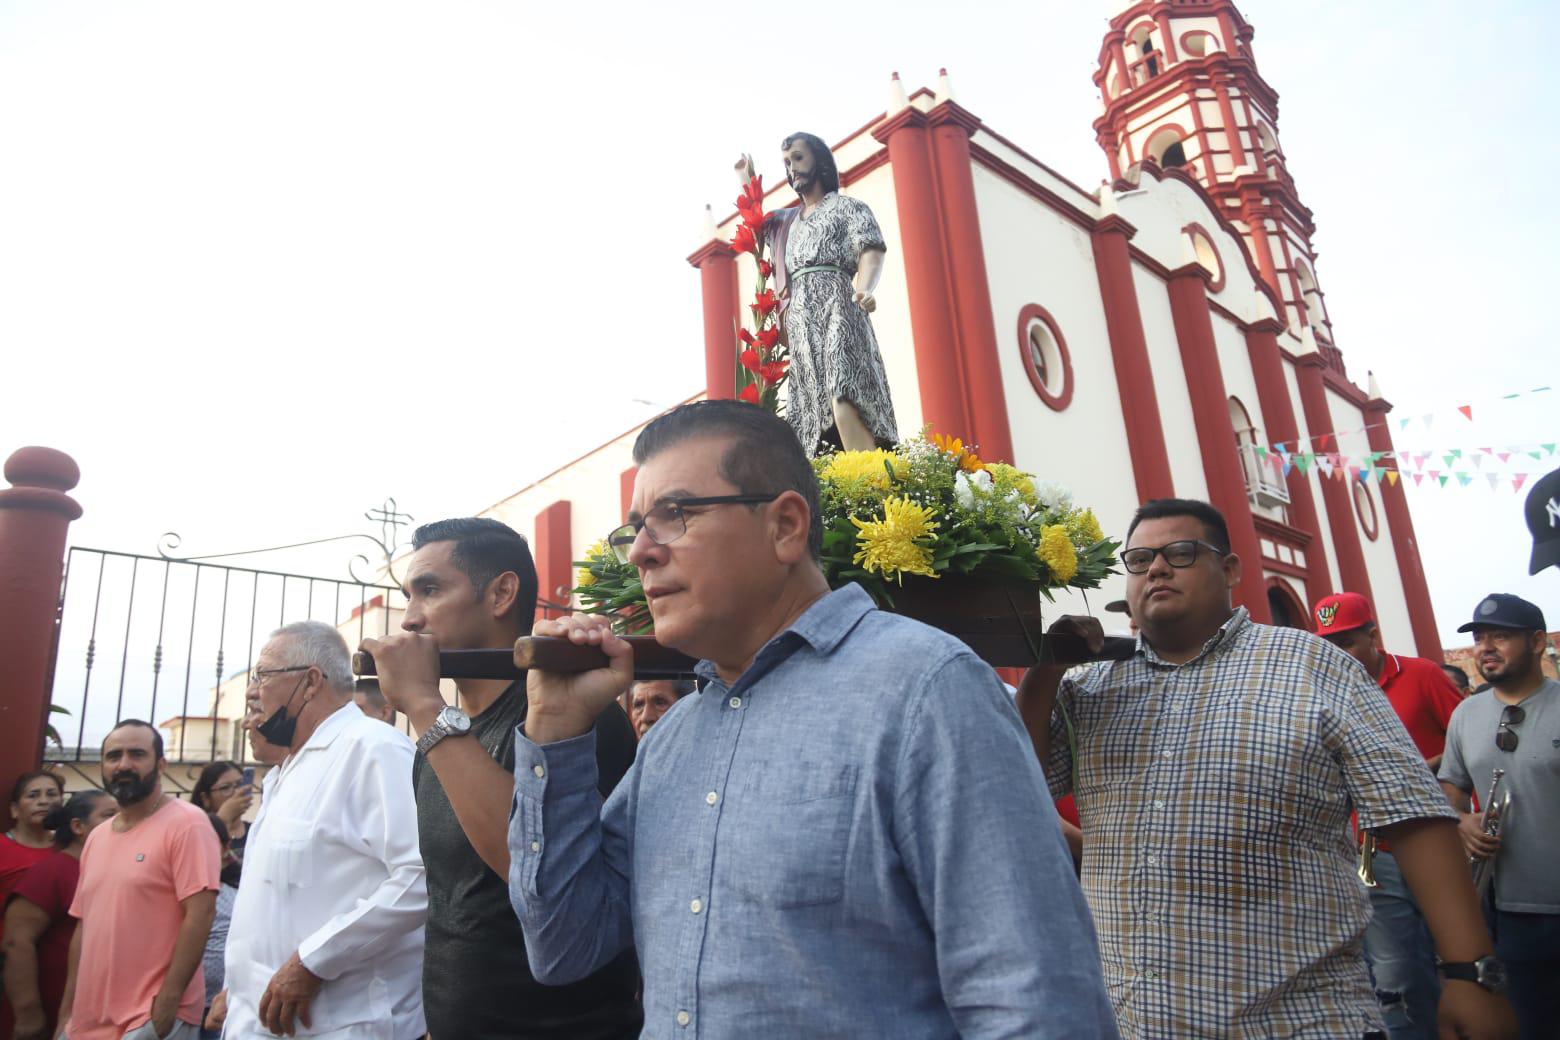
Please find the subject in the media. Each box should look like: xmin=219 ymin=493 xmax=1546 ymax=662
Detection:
xmin=790 ymin=169 xmax=814 ymax=193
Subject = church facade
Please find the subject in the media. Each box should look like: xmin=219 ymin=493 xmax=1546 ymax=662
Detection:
xmin=481 ymin=0 xmax=1442 ymax=658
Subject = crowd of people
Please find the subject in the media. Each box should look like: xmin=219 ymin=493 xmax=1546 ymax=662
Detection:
xmin=0 ymin=399 xmax=1555 ymax=1039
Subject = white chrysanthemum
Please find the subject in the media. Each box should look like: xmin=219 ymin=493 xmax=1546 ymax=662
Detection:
xmin=1032 ymin=481 xmax=1073 ymax=513
xmin=953 ymin=468 xmax=993 ymax=509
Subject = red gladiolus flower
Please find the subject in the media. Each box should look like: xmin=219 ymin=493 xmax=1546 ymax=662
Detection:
xmin=756 ymin=326 xmax=780 ymax=349
xmin=737 ymin=327 xmax=755 ymax=347
xmin=737 ymin=196 xmax=764 ymax=229
xmin=739 ymin=383 xmax=761 ymax=404
xmin=754 ymin=289 xmax=778 ymax=316
xmin=739 ymin=347 xmax=761 ymax=373
xmin=742 ymin=176 xmax=764 ymax=204
xmin=758 ymin=259 xmax=774 ymax=278
xmin=732 ymin=224 xmax=757 ymax=255
xmin=760 ymin=361 xmax=788 ymax=385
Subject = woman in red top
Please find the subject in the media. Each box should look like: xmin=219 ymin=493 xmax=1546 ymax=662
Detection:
xmin=1 ymin=789 xmax=117 ymax=1040
xmin=0 ymin=773 xmax=64 ymax=929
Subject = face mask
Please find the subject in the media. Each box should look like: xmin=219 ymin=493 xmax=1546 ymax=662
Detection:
xmin=256 ymin=674 xmax=309 ymax=749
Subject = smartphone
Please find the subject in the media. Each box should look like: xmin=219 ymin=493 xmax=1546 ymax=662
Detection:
xmin=241 ymin=766 xmax=255 ymax=789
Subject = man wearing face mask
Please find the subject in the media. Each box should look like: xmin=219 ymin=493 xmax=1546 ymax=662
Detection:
xmin=57 ymin=720 xmax=221 ymax=1040
xmin=222 ymin=621 xmax=428 ymax=1040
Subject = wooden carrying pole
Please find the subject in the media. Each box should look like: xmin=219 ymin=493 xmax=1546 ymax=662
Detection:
xmin=352 ymin=630 xmax=1135 ymax=682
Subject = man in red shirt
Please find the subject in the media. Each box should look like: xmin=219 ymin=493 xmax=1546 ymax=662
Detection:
xmin=1314 ymin=591 xmax=1465 ymax=1040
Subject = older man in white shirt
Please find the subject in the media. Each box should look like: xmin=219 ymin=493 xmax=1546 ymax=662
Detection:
xmin=223 ymin=620 xmax=427 ymax=1039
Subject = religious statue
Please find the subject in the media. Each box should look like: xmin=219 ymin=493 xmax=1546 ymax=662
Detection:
xmin=757 ymin=132 xmax=899 ymax=454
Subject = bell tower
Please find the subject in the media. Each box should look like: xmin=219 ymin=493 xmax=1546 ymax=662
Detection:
xmin=1093 ymin=0 xmax=1343 ymax=372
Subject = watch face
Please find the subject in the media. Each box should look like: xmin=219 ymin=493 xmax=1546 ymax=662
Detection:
xmin=1478 ymin=957 xmax=1508 ymax=991
xmin=439 ymin=706 xmax=472 ymax=734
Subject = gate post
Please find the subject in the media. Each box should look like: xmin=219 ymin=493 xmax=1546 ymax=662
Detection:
xmin=0 ymin=447 xmax=82 ymax=829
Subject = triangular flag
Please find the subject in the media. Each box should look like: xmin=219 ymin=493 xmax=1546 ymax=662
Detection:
xmin=1387 ymin=471 xmax=1401 ymax=487
xmin=1531 ymin=450 xmax=1545 ymax=460
xmin=1423 ymin=414 xmax=1435 ymax=429
xmin=1457 ymin=473 xmax=1474 ymax=487
xmin=1295 ymin=455 xmax=1312 ymax=475
xmin=1444 ymin=451 xmax=1462 ymax=468
xmin=1438 ymin=475 xmax=1450 ymax=487
xmin=1317 ymin=457 xmax=1334 ymax=477
xmin=1545 ymin=443 xmax=1557 ymax=456
xmin=1487 ymin=473 xmax=1500 ymax=490
xmin=1255 ymin=445 xmax=1268 ymax=460
xmin=1320 ymin=432 xmax=1336 ymax=451
xmin=1412 ymin=473 xmax=1424 ymax=486
xmin=1498 ymin=452 xmax=1511 ymax=464
xmin=1471 ymin=454 xmax=1483 ymax=470
xmin=1399 ymin=417 xmax=1412 ymax=431
xmin=1514 ymin=474 xmax=1529 ymax=492
xmin=1480 ymin=447 xmax=1494 ymax=456
xmin=1417 ymin=452 xmax=1433 ymax=469
xmin=1281 ymin=459 xmax=1294 ymax=477
xmin=1348 ymin=465 xmax=1362 ymax=483
xmin=1458 ymin=405 xmax=1474 ymax=421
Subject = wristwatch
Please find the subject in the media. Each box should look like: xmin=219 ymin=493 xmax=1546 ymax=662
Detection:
xmin=1437 ymin=954 xmax=1508 ymax=993
xmin=416 ymin=705 xmax=472 ymax=755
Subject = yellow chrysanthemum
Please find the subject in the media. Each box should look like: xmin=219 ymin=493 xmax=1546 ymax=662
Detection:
xmin=1037 ymin=524 xmax=1079 ymax=584
xmin=851 ymin=497 xmax=940 ymax=583
xmin=821 ymin=449 xmax=907 ymax=490
xmin=576 ymin=539 xmax=608 ymax=588
xmin=986 ymin=462 xmax=1038 ymax=504
xmin=931 ymin=432 xmax=986 ymax=473
xmin=1065 ymin=508 xmax=1105 ymax=547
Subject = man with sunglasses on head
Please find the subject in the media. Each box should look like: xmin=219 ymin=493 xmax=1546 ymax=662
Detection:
xmin=362 ymin=517 xmax=641 ymax=1040
xmin=1016 ymin=498 xmax=1516 ymax=1039
xmin=1439 ymin=594 xmax=1559 ymax=1038
xmin=368 ymin=401 xmax=1118 ymax=1037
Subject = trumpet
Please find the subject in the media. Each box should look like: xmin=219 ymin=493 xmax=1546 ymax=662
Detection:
xmin=1357 ymin=832 xmax=1379 ymax=888
xmin=1470 ymin=768 xmax=1509 ymax=898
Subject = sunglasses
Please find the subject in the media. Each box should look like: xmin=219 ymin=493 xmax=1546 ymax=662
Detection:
xmin=1496 ymin=704 xmax=1525 ymax=752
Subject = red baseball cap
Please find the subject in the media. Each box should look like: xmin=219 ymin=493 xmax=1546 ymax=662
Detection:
xmin=1312 ymin=592 xmax=1375 ymax=635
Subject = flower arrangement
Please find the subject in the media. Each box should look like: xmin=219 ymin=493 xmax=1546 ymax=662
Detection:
xmin=571 ymin=431 xmax=1117 ymax=628
xmin=731 ymin=154 xmax=788 ymax=410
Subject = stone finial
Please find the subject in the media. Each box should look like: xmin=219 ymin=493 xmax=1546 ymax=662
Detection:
xmin=888 ymin=71 xmax=908 ymax=113
xmin=1297 ymin=325 xmax=1322 ymax=356
xmin=1098 ymin=181 xmax=1118 ymax=217
xmin=701 ymin=204 xmax=719 ymax=244
xmin=1367 ymin=370 xmax=1383 ymax=400
xmin=935 ymin=67 xmax=954 ymax=104
xmin=0 ymin=446 xmax=83 ymax=520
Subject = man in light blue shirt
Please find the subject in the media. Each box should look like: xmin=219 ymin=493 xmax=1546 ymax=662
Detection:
xmin=505 ymin=400 xmax=1116 ymax=1038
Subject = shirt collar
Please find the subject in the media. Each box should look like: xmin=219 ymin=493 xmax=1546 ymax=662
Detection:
xmin=289 ymin=700 xmax=358 ymax=758
xmin=1377 ymin=652 xmax=1402 ymax=687
xmin=1138 ymin=606 xmax=1250 ymax=668
xmin=694 ymin=583 xmax=875 ymax=685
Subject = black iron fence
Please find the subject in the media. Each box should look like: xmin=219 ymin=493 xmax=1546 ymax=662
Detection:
xmin=47 ymin=548 xmax=406 ymax=766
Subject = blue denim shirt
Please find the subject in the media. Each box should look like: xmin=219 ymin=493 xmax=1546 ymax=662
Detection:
xmin=509 ymin=584 xmax=1118 ymax=1039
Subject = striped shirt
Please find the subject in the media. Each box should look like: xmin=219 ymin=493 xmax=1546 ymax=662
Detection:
xmin=1045 ymin=607 xmax=1456 ymax=1038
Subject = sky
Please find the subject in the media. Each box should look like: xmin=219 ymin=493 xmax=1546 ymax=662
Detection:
xmin=3 ymin=1 xmax=1557 ymax=737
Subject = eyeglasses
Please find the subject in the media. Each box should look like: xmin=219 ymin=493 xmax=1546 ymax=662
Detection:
xmin=210 ymin=781 xmax=244 ymax=796
xmin=1496 ymin=704 xmax=1525 ymax=752
xmin=606 ymin=494 xmax=782 ymax=563
xmin=1120 ymin=540 xmax=1228 ymax=574
xmin=247 ymin=665 xmax=314 ymax=688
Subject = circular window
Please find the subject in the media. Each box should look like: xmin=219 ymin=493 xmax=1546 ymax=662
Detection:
xmin=1353 ymin=477 xmax=1380 ymax=541
xmin=1016 ymin=304 xmax=1073 ymax=411
xmin=1182 ymin=223 xmax=1225 ymax=292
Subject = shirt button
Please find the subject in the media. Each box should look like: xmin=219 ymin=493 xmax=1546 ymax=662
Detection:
xmin=1145 ymin=969 xmax=1160 ymax=980
xmin=690 ymin=898 xmax=703 ymax=914
xmin=1160 ymin=749 xmax=1173 ymax=759
xmin=1146 ymin=853 xmax=1159 ymax=866
xmin=728 ymin=696 xmax=742 ymax=709
xmin=530 ymin=841 xmax=540 ymax=852
xmin=1152 ymin=799 xmax=1165 ymax=810
xmin=705 ymin=791 xmax=719 ymax=806
xmin=676 ymin=1011 xmax=691 ymax=1027
xmin=532 ymin=765 xmax=545 ymax=778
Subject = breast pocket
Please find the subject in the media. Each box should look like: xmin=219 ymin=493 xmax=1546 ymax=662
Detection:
xmin=257 ymin=817 xmax=315 ymax=891
xmin=727 ymin=764 xmax=859 ymax=909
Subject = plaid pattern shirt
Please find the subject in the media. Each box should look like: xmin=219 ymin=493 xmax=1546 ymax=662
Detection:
xmin=1045 ymin=608 xmax=1456 ymax=1039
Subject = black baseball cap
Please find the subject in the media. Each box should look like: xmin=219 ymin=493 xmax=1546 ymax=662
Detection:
xmin=1526 ymin=466 xmax=1560 ymax=575
xmin=1456 ymin=593 xmax=1547 ymax=633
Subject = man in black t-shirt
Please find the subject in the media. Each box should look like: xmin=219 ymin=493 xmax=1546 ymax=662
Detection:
xmin=364 ymin=517 xmax=641 ymax=1039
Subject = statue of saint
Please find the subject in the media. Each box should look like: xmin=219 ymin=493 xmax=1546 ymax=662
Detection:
xmin=766 ymin=132 xmax=899 ymax=454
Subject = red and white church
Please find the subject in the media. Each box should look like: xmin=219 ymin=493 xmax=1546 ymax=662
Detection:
xmin=482 ymin=0 xmax=1443 ymax=659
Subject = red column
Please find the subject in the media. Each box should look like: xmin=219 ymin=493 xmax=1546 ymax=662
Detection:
xmin=1092 ymin=215 xmax=1175 ymax=503
xmin=927 ymin=102 xmax=1014 ymax=465
xmin=1295 ymin=355 xmax=1375 ymax=602
xmin=0 ymin=448 xmax=82 ymax=829
xmin=1244 ymin=320 xmax=1333 ymax=601
xmin=873 ymin=109 xmax=972 ymax=440
xmin=1154 ymin=12 xmax=1178 ymax=63
xmin=533 ymin=500 xmax=573 ymax=620
xmin=1164 ymin=269 xmax=1270 ymax=621
xmin=1214 ymin=82 xmax=1248 ymax=168
xmin=619 ymin=467 xmax=638 ymax=521
xmin=1240 ymin=200 xmax=1280 ymax=295
xmin=688 ymin=241 xmax=739 ymax=401
xmin=1365 ymin=398 xmax=1443 ymax=659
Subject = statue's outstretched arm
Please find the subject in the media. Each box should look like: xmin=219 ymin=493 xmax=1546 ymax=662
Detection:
xmin=854 ymin=248 xmax=886 ymax=313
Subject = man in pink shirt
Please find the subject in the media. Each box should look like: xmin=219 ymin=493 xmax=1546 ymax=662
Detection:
xmin=58 ymin=720 xmax=220 ymax=1040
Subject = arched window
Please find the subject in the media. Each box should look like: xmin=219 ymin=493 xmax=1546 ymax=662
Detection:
xmin=1183 ymin=223 xmax=1225 ymax=292
xmin=1146 ymin=127 xmax=1188 ymax=169
xmin=1353 ymin=479 xmax=1380 ymax=541
xmin=1294 ymin=260 xmax=1325 ymax=327
xmin=1231 ymin=396 xmax=1289 ymax=506
xmin=1128 ymin=24 xmax=1160 ymax=82
xmin=1267 ymin=579 xmax=1308 ymax=630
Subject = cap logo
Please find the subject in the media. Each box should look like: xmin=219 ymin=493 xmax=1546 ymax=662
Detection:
xmin=1316 ymin=603 xmax=1338 ymax=628
xmin=1548 ymin=497 xmax=1559 ymax=528
xmin=1480 ymin=599 xmax=1499 ymax=616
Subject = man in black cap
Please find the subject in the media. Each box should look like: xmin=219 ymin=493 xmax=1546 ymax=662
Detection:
xmin=1439 ymin=593 xmax=1559 ymax=1037
xmin=1526 ymin=467 xmax=1560 ymax=575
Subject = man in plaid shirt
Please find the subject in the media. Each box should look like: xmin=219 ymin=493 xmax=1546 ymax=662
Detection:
xmin=1017 ymin=499 xmax=1516 ymax=1039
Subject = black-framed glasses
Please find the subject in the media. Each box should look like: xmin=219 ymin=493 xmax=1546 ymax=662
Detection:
xmin=607 ymin=493 xmax=783 ymax=563
xmin=1496 ymin=704 xmax=1525 ymax=752
xmin=247 ymin=664 xmax=313 ymax=688
xmin=211 ymin=780 xmax=244 ymax=796
xmin=1120 ymin=540 xmax=1228 ymax=574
